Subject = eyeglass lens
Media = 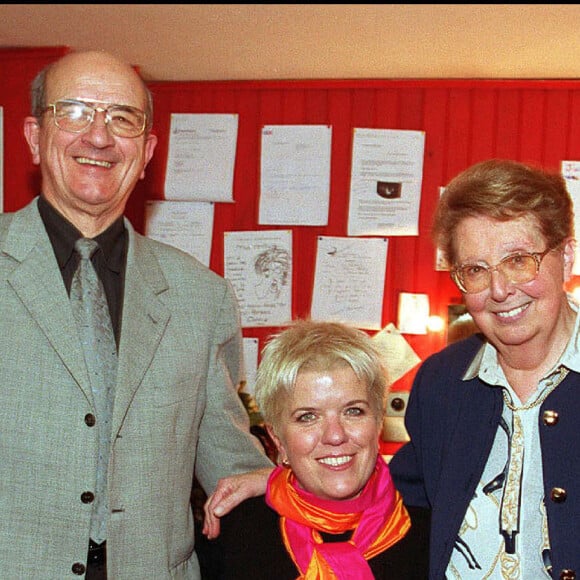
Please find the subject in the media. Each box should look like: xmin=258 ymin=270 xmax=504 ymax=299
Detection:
xmin=457 ymin=254 xmax=539 ymax=293
xmin=52 ymin=100 xmax=146 ymax=137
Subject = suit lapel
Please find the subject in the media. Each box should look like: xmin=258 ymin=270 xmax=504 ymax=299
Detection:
xmin=4 ymin=200 xmax=92 ymax=401
xmin=5 ymin=204 xmax=173 ymax=434
xmin=113 ymin=225 xmax=170 ymax=434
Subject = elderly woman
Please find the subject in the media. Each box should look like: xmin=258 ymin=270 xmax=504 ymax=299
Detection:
xmin=390 ymin=159 xmax=580 ymax=578
xmin=214 ymin=319 xmax=430 ymax=579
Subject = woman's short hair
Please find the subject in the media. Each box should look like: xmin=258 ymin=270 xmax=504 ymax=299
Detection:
xmin=254 ymin=319 xmax=387 ymax=430
xmin=433 ymin=159 xmax=574 ymax=266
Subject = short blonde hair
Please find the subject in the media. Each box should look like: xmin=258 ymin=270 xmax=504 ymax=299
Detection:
xmin=254 ymin=319 xmax=387 ymax=431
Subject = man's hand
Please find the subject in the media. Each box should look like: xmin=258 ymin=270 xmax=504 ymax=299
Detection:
xmin=202 ymin=467 xmax=274 ymax=539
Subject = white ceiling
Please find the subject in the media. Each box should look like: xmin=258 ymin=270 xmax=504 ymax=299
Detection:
xmin=1 ymin=4 xmax=579 ymax=82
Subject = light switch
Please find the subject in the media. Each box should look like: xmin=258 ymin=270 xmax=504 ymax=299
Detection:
xmin=382 ymin=391 xmax=410 ymax=443
xmin=385 ymin=391 xmax=409 ymax=417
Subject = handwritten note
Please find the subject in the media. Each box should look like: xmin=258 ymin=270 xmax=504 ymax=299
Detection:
xmin=145 ymin=200 xmax=214 ymax=267
xmin=259 ymin=124 xmax=332 ymax=225
xmin=241 ymin=337 xmax=259 ymax=396
xmin=311 ymin=236 xmax=388 ymax=330
xmin=562 ymin=160 xmax=580 ymax=275
xmin=397 ymin=292 xmax=430 ymax=335
xmin=164 ymin=113 xmax=238 ymax=202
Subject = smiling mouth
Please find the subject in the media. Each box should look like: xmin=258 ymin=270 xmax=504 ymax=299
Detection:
xmin=318 ymin=455 xmax=353 ymax=467
xmin=496 ymin=303 xmax=529 ymax=320
xmin=75 ymin=157 xmax=113 ymax=169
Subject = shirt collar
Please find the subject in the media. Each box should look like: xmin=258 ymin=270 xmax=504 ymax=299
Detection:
xmin=463 ymin=296 xmax=580 ymax=382
xmin=38 ymin=194 xmax=126 ymax=273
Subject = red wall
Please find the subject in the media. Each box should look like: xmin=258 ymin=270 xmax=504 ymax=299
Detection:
xmin=0 ymin=47 xmax=69 ymax=212
xmin=139 ymin=78 xmax=580 ymax=359
xmin=3 ymin=48 xmax=580 ymax=362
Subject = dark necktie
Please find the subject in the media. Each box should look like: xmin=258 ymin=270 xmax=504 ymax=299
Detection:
xmin=70 ymin=237 xmax=118 ymax=544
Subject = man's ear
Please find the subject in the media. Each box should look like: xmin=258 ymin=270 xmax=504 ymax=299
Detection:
xmin=24 ymin=116 xmax=41 ymax=165
xmin=139 ymin=133 xmax=158 ymax=180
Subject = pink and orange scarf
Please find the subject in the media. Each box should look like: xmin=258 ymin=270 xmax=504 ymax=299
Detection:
xmin=266 ymin=455 xmax=411 ymax=579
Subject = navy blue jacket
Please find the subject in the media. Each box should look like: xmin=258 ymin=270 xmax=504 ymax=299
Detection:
xmin=389 ymin=333 xmax=580 ymax=579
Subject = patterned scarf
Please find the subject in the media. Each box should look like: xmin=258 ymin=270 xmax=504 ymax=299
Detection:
xmin=266 ymin=455 xmax=411 ymax=579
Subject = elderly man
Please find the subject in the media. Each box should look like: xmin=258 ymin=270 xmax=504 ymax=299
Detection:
xmin=0 ymin=50 xmax=272 ymax=579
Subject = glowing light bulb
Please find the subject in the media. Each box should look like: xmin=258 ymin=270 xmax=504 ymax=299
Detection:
xmin=427 ymin=315 xmax=444 ymax=332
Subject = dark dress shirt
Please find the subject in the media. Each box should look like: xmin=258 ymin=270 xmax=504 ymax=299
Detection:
xmin=38 ymin=195 xmax=127 ymax=345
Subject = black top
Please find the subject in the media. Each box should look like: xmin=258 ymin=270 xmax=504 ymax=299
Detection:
xmin=198 ymin=495 xmax=430 ymax=579
xmin=38 ymin=195 xmax=127 ymax=344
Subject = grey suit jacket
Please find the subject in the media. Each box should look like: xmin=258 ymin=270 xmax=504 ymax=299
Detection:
xmin=0 ymin=198 xmax=272 ymax=579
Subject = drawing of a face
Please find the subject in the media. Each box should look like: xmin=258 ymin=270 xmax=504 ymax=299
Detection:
xmin=254 ymin=247 xmax=290 ymax=300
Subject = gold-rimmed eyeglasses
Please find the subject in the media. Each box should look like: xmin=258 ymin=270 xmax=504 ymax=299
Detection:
xmin=42 ymin=99 xmax=147 ymax=138
xmin=451 ymin=248 xmax=554 ymax=294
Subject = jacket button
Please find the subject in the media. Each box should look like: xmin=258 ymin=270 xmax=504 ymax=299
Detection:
xmin=559 ymin=570 xmax=576 ymax=580
xmin=550 ymin=487 xmax=567 ymax=503
xmin=81 ymin=491 xmax=95 ymax=504
xmin=72 ymin=562 xmax=86 ymax=575
xmin=85 ymin=413 xmax=96 ymax=427
xmin=543 ymin=410 xmax=559 ymax=426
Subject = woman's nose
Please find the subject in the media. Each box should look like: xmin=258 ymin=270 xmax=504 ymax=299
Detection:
xmin=322 ymin=416 xmax=347 ymax=445
xmin=489 ymin=268 xmax=513 ymax=300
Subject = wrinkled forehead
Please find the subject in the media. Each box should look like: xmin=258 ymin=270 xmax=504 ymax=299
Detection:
xmin=453 ymin=213 xmax=546 ymax=262
xmin=46 ymin=52 xmax=148 ymax=110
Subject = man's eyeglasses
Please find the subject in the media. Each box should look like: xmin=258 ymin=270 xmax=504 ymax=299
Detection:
xmin=42 ymin=99 xmax=147 ymax=138
xmin=451 ymin=248 xmax=554 ymax=294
